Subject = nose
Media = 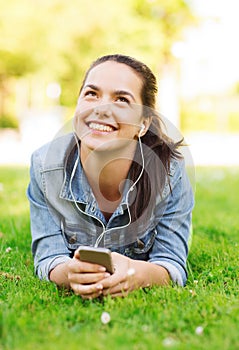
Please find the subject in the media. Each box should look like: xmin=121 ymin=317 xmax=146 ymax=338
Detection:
xmin=94 ymin=103 xmax=113 ymax=118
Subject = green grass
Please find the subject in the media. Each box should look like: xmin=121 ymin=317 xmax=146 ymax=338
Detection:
xmin=0 ymin=166 xmax=238 ymax=350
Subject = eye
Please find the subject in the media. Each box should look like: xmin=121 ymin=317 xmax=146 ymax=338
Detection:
xmin=115 ymin=96 xmax=130 ymax=104
xmin=84 ymin=90 xmax=97 ymax=98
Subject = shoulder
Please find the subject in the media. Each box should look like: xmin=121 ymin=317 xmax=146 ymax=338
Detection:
xmin=31 ymin=133 xmax=76 ymax=170
xmin=168 ymin=156 xmax=186 ymax=178
xmin=166 ymin=156 xmax=192 ymax=196
xmin=168 ymin=156 xmax=194 ymax=203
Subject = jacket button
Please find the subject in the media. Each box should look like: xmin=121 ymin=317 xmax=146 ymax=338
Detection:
xmin=137 ymin=239 xmax=145 ymax=249
xmin=69 ymin=234 xmax=77 ymax=244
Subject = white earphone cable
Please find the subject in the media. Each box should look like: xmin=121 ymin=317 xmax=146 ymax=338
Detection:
xmin=94 ymin=134 xmax=145 ymax=247
xmin=69 ymin=132 xmax=145 ymax=248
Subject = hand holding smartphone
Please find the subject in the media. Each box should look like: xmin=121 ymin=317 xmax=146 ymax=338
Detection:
xmin=77 ymin=246 xmax=114 ymax=274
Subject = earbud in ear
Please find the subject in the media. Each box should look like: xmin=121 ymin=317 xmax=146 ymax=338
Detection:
xmin=139 ymin=124 xmax=145 ymax=137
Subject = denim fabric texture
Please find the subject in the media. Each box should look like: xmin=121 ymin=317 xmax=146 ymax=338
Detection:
xmin=27 ymin=133 xmax=194 ymax=286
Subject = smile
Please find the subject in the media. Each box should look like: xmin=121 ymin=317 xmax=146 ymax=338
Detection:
xmin=88 ymin=122 xmax=116 ymax=132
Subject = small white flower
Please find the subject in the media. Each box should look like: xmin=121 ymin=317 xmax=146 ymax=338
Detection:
xmin=162 ymin=337 xmax=176 ymax=347
xmin=195 ymin=326 xmax=204 ymax=335
xmin=100 ymin=312 xmax=111 ymax=325
xmin=189 ymin=289 xmax=197 ymax=296
xmin=141 ymin=325 xmax=149 ymax=332
xmin=194 ymin=280 xmax=198 ymax=284
xmin=6 ymin=247 xmax=12 ymax=253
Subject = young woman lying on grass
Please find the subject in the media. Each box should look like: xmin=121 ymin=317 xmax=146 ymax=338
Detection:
xmin=27 ymin=54 xmax=194 ymax=299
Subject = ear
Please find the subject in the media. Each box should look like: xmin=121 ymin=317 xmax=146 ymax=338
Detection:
xmin=139 ymin=117 xmax=152 ymax=137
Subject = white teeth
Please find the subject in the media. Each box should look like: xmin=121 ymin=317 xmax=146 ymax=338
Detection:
xmin=88 ymin=122 xmax=114 ymax=132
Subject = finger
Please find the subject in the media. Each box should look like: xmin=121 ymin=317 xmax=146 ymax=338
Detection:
xmin=100 ymin=271 xmax=127 ymax=290
xmin=68 ymin=272 xmax=110 ymax=285
xmin=74 ymin=249 xmax=80 ymax=259
xmin=69 ymin=259 xmax=106 ymax=274
xmin=102 ymin=281 xmax=130 ymax=296
xmin=71 ymin=282 xmax=103 ymax=296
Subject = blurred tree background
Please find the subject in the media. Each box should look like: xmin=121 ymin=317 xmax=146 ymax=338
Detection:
xmin=1 ymin=0 xmax=238 ymax=135
xmin=0 ymin=0 xmax=194 ymax=129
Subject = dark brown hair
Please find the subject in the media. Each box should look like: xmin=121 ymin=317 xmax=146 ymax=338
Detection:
xmin=80 ymin=54 xmax=183 ymax=221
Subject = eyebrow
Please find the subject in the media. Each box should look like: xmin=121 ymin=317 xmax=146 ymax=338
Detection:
xmin=83 ymin=84 xmax=136 ymax=102
xmin=115 ymin=90 xmax=136 ymax=102
xmin=84 ymin=84 xmax=100 ymax=91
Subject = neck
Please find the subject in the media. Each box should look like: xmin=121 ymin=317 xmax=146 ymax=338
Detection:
xmin=83 ymin=150 xmax=134 ymax=194
xmin=80 ymin=143 xmax=136 ymax=215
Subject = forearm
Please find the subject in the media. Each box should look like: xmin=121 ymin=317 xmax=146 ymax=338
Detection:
xmin=131 ymin=259 xmax=170 ymax=287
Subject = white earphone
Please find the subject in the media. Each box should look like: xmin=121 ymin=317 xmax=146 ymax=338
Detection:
xmin=139 ymin=124 xmax=145 ymax=137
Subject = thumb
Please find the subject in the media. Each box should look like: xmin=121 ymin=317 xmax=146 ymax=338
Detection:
xmin=74 ymin=248 xmax=80 ymax=260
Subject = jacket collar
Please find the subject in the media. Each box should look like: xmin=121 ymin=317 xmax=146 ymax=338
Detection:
xmin=59 ymin=140 xmax=131 ymax=210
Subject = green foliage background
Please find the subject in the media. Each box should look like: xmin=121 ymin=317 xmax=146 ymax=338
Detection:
xmin=0 ymin=0 xmax=194 ymax=112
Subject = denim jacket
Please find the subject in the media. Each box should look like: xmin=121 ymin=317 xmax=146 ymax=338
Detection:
xmin=27 ymin=133 xmax=194 ymax=286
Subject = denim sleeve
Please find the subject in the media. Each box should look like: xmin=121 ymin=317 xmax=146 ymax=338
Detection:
xmin=27 ymin=150 xmax=71 ymax=281
xmin=148 ymin=159 xmax=194 ymax=286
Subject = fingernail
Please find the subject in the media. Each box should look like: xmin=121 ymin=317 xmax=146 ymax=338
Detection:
xmin=104 ymin=273 xmax=110 ymax=278
xmin=96 ymin=284 xmax=103 ymax=290
xmin=98 ymin=266 xmax=106 ymax=272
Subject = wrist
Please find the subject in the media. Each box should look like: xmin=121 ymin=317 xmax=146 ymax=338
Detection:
xmin=49 ymin=261 xmax=71 ymax=288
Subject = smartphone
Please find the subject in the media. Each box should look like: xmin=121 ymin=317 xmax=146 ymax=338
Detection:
xmin=77 ymin=246 xmax=114 ymax=274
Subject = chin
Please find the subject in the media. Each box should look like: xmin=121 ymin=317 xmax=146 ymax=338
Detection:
xmin=83 ymin=137 xmax=137 ymax=156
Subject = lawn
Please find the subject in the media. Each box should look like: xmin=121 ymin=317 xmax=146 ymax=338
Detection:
xmin=0 ymin=166 xmax=238 ymax=350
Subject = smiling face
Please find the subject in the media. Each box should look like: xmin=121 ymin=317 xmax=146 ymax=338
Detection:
xmin=73 ymin=61 xmax=147 ymax=158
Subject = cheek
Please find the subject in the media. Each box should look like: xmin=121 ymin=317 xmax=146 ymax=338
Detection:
xmin=73 ymin=112 xmax=88 ymax=139
xmin=75 ymin=97 xmax=97 ymax=115
xmin=114 ymin=107 xmax=141 ymax=124
xmin=73 ymin=103 xmax=95 ymax=126
xmin=119 ymin=124 xmax=139 ymax=139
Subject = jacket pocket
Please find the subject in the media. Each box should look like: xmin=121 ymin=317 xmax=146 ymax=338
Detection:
xmin=61 ymin=220 xmax=96 ymax=250
xmin=123 ymin=228 xmax=157 ymax=260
